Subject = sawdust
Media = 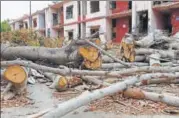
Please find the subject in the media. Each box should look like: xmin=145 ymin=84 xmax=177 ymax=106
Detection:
xmin=88 ymin=93 xmax=179 ymax=115
xmin=1 ymin=95 xmax=33 ymax=108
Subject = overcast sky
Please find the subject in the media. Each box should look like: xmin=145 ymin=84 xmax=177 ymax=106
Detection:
xmin=1 ymin=1 xmax=53 ymax=21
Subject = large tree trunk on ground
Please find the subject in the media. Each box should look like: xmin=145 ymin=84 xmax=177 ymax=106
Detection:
xmin=28 ymin=72 xmax=179 ymax=118
xmin=1 ymin=43 xmax=82 ymax=67
xmin=1 ymin=60 xmax=179 ymax=78
xmin=123 ymin=88 xmax=179 ymax=107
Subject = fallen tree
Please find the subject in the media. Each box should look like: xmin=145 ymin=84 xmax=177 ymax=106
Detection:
xmin=123 ymin=88 xmax=179 ymax=107
xmin=1 ymin=60 xmax=179 ymax=78
xmin=28 ymin=72 xmax=179 ymax=118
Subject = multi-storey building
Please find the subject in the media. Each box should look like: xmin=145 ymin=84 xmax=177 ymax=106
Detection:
xmin=10 ymin=1 xmax=179 ymax=43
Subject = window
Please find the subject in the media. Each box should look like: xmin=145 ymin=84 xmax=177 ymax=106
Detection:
xmin=25 ymin=22 xmax=28 ymax=29
xmin=90 ymin=1 xmax=100 ymax=13
xmin=90 ymin=27 xmax=99 ymax=38
xmin=33 ymin=18 xmax=37 ymax=28
xmin=112 ymin=32 xmax=116 ymax=39
xmin=66 ymin=5 xmax=73 ymax=19
xmin=68 ymin=31 xmax=73 ymax=40
xmin=112 ymin=19 xmax=116 ymax=28
xmin=47 ymin=28 xmax=50 ymax=38
xmin=53 ymin=13 xmax=58 ymax=26
xmin=110 ymin=1 xmax=116 ymax=9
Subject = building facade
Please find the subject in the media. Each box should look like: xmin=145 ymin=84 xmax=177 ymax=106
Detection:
xmin=10 ymin=1 xmax=179 ymax=43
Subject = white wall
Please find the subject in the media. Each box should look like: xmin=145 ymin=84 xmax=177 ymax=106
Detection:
xmin=32 ymin=14 xmax=39 ymax=30
xmin=45 ymin=8 xmax=58 ymax=38
xmin=23 ymin=18 xmax=29 ymax=29
xmin=38 ymin=14 xmax=45 ymax=29
xmin=132 ymin=1 xmax=157 ymax=33
xmin=86 ymin=19 xmax=107 ymax=43
xmin=63 ymin=1 xmax=78 ymax=24
xmin=86 ymin=1 xmax=107 ymax=19
xmin=14 ymin=22 xmax=22 ymax=30
xmin=64 ymin=24 xmax=79 ymax=40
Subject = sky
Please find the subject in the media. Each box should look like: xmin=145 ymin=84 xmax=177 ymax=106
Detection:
xmin=1 ymin=1 xmax=54 ymax=21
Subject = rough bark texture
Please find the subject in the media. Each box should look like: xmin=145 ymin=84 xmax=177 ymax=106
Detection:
xmin=1 ymin=60 xmax=179 ymax=78
xmin=44 ymin=72 xmax=82 ymax=91
xmin=123 ymin=88 xmax=179 ymax=107
xmin=135 ymin=48 xmax=179 ymax=59
xmin=1 ymin=43 xmax=82 ymax=67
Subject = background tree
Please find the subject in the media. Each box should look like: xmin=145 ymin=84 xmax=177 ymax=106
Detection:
xmin=1 ymin=20 xmax=11 ymax=32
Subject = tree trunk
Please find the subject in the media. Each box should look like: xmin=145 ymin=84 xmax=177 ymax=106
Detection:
xmin=28 ymin=72 xmax=179 ymax=118
xmin=44 ymin=72 xmax=82 ymax=91
xmin=1 ymin=60 xmax=179 ymax=78
xmin=1 ymin=43 xmax=82 ymax=67
xmin=149 ymin=53 xmax=161 ymax=66
xmin=135 ymin=48 xmax=179 ymax=59
xmin=2 ymin=65 xmax=28 ymax=100
xmin=81 ymin=76 xmax=111 ymax=86
xmin=101 ymin=62 xmax=149 ymax=69
xmin=141 ymin=78 xmax=179 ymax=85
xmin=102 ymin=55 xmax=146 ymax=63
xmin=123 ymin=88 xmax=179 ymax=107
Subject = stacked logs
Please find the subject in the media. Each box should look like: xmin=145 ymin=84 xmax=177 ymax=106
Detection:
xmin=1 ymin=31 xmax=179 ymax=117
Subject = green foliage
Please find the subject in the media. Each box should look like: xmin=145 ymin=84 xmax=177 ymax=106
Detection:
xmin=0 ymin=20 xmax=11 ymax=32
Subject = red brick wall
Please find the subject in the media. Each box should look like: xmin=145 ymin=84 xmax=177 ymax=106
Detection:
xmin=171 ymin=9 xmax=179 ymax=35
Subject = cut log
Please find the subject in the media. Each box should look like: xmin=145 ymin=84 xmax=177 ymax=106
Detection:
xmin=1 ymin=41 xmax=101 ymax=69
xmin=141 ymin=78 xmax=179 ymax=85
xmin=1 ymin=60 xmax=179 ymax=78
xmin=135 ymin=48 xmax=179 ymax=59
xmin=149 ymin=53 xmax=161 ymax=66
xmin=81 ymin=76 xmax=111 ymax=86
xmin=102 ymin=55 xmax=146 ymax=63
xmin=44 ymin=72 xmax=82 ymax=91
xmin=101 ymin=62 xmax=148 ymax=69
xmin=28 ymin=72 xmax=179 ymax=118
xmin=120 ymin=35 xmax=135 ymax=62
xmin=4 ymin=65 xmax=27 ymax=84
xmin=123 ymin=88 xmax=179 ymax=107
xmin=83 ymin=38 xmax=131 ymax=67
xmin=2 ymin=65 xmax=28 ymax=98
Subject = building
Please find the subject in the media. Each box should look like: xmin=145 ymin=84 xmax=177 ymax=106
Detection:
xmin=10 ymin=1 xmax=179 ymax=43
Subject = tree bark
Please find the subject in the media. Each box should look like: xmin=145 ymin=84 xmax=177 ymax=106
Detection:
xmin=141 ymin=78 xmax=179 ymax=85
xmin=101 ymin=62 xmax=149 ymax=69
xmin=123 ymin=88 xmax=179 ymax=107
xmin=84 ymin=39 xmax=131 ymax=67
xmin=102 ymin=55 xmax=146 ymax=63
xmin=1 ymin=43 xmax=82 ymax=67
xmin=135 ymin=48 xmax=179 ymax=59
xmin=1 ymin=60 xmax=179 ymax=78
xmin=44 ymin=72 xmax=82 ymax=91
xmin=81 ymin=76 xmax=111 ymax=86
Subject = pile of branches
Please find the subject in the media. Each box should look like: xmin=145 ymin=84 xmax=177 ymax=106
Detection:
xmin=0 ymin=29 xmax=64 ymax=48
xmin=1 ymin=31 xmax=179 ymax=117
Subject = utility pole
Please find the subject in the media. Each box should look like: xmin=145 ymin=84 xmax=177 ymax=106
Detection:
xmin=29 ymin=1 xmax=32 ymax=28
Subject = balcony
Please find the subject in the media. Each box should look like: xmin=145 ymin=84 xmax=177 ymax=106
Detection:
xmin=153 ymin=1 xmax=179 ymax=11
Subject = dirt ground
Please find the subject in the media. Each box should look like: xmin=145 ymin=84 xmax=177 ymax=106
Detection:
xmin=1 ymin=81 xmax=179 ymax=118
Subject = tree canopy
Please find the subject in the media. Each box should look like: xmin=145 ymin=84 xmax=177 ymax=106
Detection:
xmin=1 ymin=20 xmax=11 ymax=32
